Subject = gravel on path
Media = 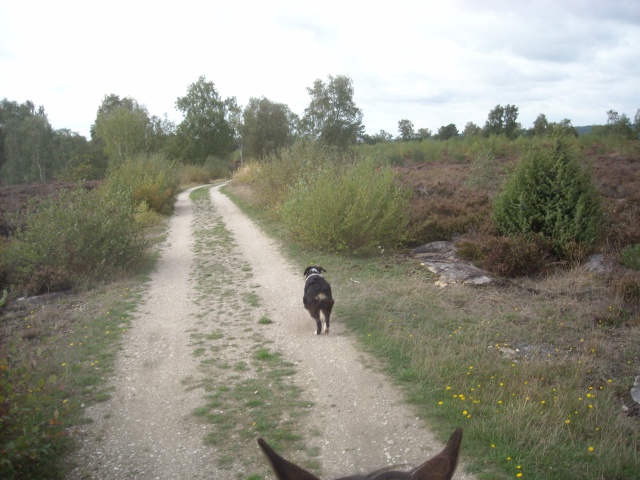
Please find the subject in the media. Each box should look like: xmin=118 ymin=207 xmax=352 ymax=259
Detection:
xmin=67 ymin=185 xmax=474 ymax=479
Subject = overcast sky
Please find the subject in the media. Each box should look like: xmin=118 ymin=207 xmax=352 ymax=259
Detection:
xmin=1 ymin=0 xmax=639 ymax=139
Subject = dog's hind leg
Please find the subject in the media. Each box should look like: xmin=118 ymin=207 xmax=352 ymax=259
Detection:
xmin=320 ymin=309 xmax=329 ymax=334
xmin=310 ymin=308 xmax=323 ymax=335
xmin=321 ymin=302 xmax=334 ymax=334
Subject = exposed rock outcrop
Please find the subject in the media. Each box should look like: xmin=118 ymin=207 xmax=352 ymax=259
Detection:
xmin=412 ymin=241 xmax=491 ymax=287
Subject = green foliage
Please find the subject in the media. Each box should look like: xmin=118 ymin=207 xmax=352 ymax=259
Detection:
xmin=281 ymin=157 xmax=411 ymax=253
xmin=531 ymin=113 xmax=550 ymax=136
xmin=179 ymin=164 xmax=211 ymax=185
xmin=102 ymin=153 xmax=180 ymax=215
xmin=241 ymin=141 xmax=410 ymax=252
xmin=621 ymin=244 xmax=640 ymax=271
xmin=2 ymin=187 xmax=147 ymax=294
xmin=410 ymin=148 xmax=425 ymax=162
xmin=435 ymin=123 xmax=459 ymax=140
xmin=0 ymin=349 xmax=68 ymax=478
xmin=93 ymin=103 xmax=149 ymax=166
xmin=1 ymin=111 xmax=53 ymax=184
xmin=484 ymin=104 xmax=521 ymax=139
xmin=241 ymin=97 xmax=297 ymax=159
xmin=250 ymin=141 xmax=353 ymax=212
xmin=397 ymin=119 xmax=415 ymax=141
xmin=301 ymin=75 xmax=364 ymax=148
xmin=175 ymin=76 xmax=235 ymax=163
xmin=203 ymin=155 xmax=233 ymax=180
xmin=463 ymin=121 xmax=482 ymax=137
xmin=465 ymin=147 xmax=501 ymax=193
xmin=458 ymin=233 xmax=554 ymax=277
xmin=590 ymin=110 xmax=636 ymax=140
xmin=132 ymin=201 xmax=164 ymax=228
xmin=492 ymin=135 xmax=602 ymax=259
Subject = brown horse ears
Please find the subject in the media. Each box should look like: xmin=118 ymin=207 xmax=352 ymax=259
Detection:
xmin=257 ymin=438 xmax=321 ymax=480
xmin=257 ymin=428 xmax=462 ymax=480
xmin=411 ymin=428 xmax=463 ymax=480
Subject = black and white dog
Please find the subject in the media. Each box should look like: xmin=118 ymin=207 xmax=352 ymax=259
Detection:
xmin=303 ymin=266 xmax=334 ymax=335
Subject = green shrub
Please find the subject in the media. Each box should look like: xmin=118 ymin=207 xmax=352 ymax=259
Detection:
xmin=387 ymin=151 xmax=404 ymax=165
xmin=251 ymin=141 xmax=354 ymax=212
xmin=457 ymin=233 xmax=554 ymax=277
xmin=0 ymin=350 xmax=71 ymax=478
xmin=103 ymin=153 xmax=180 ymax=215
xmin=179 ymin=164 xmax=211 ymax=185
xmin=3 ymin=188 xmax=147 ymax=294
xmin=204 ymin=155 xmax=233 ymax=180
xmin=281 ymin=157 xmax=411 ymax=253
xmin=410 ymin=148 xmax=425 ymax=162
xmin=481 ymin=233 xmax=554 ymax=277
xmin=465 ymin=147 xmax=501 ymax=194
xmin=133 ymin=201 xmax=165 ymax=228
xmin=621 ymin=244 xmax=640 ymax=271
xmin=492 ymin=135 xmax=602 ymax=259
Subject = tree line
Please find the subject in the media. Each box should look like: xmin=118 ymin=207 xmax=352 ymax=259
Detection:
xmin=1 ymin=74 xmax=639 ymax=184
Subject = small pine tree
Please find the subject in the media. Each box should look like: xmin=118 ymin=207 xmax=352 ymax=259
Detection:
xmin=492 ymin=134 xmax=602 ymax=259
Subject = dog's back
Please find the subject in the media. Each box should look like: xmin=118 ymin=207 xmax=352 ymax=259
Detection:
xmin=304 ymin=275 xmax=332 ymax=305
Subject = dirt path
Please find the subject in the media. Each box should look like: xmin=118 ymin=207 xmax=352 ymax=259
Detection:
xmin=69 ymin=185 xmax=474 ymax=479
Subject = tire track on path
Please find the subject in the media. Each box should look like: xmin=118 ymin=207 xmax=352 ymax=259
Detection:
xmin=69 ymin=188 xmax=216 ymax=479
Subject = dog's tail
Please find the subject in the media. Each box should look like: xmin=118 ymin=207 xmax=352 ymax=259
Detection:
xmin=317 ymin=293 xmax=327 ymax=301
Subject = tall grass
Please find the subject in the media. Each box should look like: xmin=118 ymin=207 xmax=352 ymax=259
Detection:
xmin=221 ymin=241 xmax=637 ymax=480
xmin=2 ymin=188 xmax=147 ymax=295
xmin=102 ymin=152 xmax=180 ymax=215
xmin=281 ymin=157 xmax=411 ymax=253
xmin=235 ymin=142 xmax=411 ymax=253
xmin=355 ymin=135 xmax=540 ymax=166
xmin=242 ymin=141 xmax=355 ymax=212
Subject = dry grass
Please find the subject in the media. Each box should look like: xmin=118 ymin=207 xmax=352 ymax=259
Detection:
xmin=325 ymin=258 xmax=640 ymax=479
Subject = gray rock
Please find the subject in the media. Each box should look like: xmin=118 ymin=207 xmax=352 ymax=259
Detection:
xmin=413 ymin=241 xmax=491 ymax=287
xmin=631 ymin=376 xmax=640 ymax=405
xmin=584 ymin=253 xmax=614 ymax=274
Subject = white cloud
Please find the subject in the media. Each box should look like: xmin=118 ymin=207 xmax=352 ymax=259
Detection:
xmin=1 ymin=0 xmax=638 ymax=139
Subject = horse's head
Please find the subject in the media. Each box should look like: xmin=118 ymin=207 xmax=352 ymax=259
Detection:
xmin=258 ymin=428 xmax=462 ymax=480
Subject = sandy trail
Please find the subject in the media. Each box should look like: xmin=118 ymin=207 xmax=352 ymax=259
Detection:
xmin=69 ymin=187 xmax=214 ymax=479
xmin=68 ymin=185 xmax=473 ymax=479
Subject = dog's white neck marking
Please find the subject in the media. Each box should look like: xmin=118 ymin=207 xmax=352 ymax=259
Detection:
xmin=305 ymin=272 xmax=323 ymax=283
